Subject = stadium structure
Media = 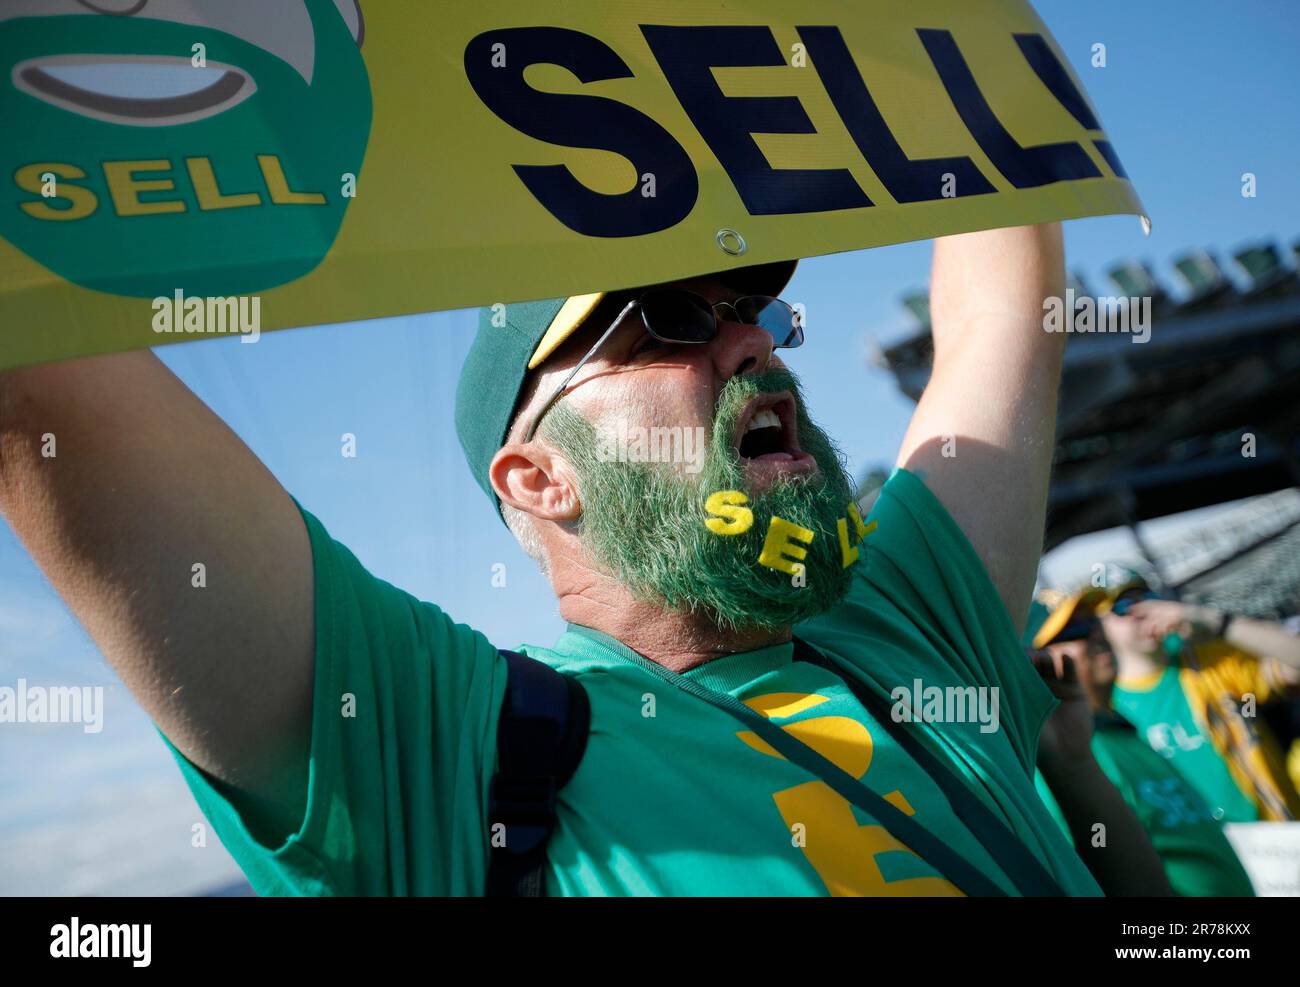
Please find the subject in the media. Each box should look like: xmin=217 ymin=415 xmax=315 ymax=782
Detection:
xmin=869 ymin=239 xmax=1300 ymax=619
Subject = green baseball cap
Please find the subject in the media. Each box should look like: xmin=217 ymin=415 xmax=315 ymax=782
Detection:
xmin=455 ymin=260 xmax=798 ymax=520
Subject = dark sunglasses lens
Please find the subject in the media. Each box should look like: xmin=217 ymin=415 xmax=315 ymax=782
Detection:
xmin=1055 ymin=617 xmax=1096 ymax=642
xmin=735 ymin=296 xmax=804 ymax=349
xmin=1114 ymin=590 xmax=1157 ymax=615
xmin=640 ymin=290 xmax=716 ymax=343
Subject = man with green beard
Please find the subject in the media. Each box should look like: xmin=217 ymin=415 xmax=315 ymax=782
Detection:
xmin=535 ymin=363 xmax=855 ymax=631
xmin=0 ymin=224 xmax=1118 ymax=896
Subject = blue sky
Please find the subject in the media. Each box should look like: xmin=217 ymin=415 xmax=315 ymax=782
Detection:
xmin=2 ymin=0 xmax=1299 ymax=893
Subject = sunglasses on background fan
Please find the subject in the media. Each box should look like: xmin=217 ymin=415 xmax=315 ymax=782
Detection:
xmin=1051 ymin=615 xmax=1099 ymax=644
xmin=523 ymin=288 xmax=805 ymax=442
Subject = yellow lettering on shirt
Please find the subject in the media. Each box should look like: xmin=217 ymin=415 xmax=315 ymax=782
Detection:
xmin=772 ymin=781 xmax=962 ymax=896
xmin=738 ymin=691 xmax=964 ymax=897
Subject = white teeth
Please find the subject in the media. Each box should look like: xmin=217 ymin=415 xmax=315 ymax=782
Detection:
xmin=744 ymin=408 xmax=782 ymax=433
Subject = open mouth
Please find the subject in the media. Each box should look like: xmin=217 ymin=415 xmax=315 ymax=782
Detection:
xmin=732 ymin=392 xmax=816 ymax=479
xmin=13 ymin=55 xmax=256 ymax=126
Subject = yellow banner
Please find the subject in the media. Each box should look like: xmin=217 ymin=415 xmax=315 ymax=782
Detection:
xmin=0 ymin=0 xmax=1144 ymax=371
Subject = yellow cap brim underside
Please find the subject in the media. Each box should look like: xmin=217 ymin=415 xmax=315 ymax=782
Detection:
xmin=527 ymin=293 xmax=606 ymax=370
xmin=1032 ymin=587 xmax=1108 ymax=648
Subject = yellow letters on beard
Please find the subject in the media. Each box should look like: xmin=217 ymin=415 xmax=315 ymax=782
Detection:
xmin=737 ymin=692 xmax=963 ymax=897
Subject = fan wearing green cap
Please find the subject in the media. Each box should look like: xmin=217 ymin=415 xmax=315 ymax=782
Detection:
xmin=0 ymin=224 xmax=1105 ymax=896
xmin=1027 ymin=590 xmax=1255 ymax=896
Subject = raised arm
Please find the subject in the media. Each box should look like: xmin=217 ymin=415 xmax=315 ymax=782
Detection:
xmin=1031 ymin=649 xmax=1173 ymax=897
xmin=0 ymin=350 xmax=314 ymax=839
xmin=1129 ymin=599 xmax=1300 ymax=679
xmin=896 ymin=223 xmax=1067 ymax=632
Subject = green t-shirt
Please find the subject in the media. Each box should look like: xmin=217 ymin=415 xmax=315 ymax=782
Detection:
xmin=161 ymin=467 xmax=1100 ymax=896
xmin=1112 ymin=667 xmax=1258 ymax=823
xmin=1035 ymin=714 xmax=1255 ymax=896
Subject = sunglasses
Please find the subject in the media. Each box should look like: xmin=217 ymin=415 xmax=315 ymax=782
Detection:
xmin=1109 ymin=591 xmax=1159 ymax=616
xmin=523 ymin=288 xmax=805 ymax=443
xmin=1050 ymin=615 xmax=1098 ymax=643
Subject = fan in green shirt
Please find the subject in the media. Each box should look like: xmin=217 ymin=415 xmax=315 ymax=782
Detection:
xmin=163 ymin=467 xmax=1101 ymax=896
xmin=1110 ymin=665 xmax=1259 ymax=824
xmin=1029 ymin=592 xmax=1255 ymax=896
xmin=1097 ymin=575 xmax=1300 ymax=822
xmin=155 ymin=232 xmax=1099 ymax=896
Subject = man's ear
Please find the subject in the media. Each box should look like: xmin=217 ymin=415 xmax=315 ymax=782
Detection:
xmin=490 ymin=442 xmax=582 ymax=522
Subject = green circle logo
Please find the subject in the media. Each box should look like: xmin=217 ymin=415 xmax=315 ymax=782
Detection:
xmin=1 ymin=0 xmax=372 ymax=297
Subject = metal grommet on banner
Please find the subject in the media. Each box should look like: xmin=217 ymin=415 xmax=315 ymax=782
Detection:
xmin=716 ymin=228 xmax=747 ymax=256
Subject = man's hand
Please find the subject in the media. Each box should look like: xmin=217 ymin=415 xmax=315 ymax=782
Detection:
xmin=1127 ymin=599 xmax=1300 ymax=678
xmin=1030 ymin=648 xmax=1093 ymax=768
xmin=896 ymin=223 xmax=1067 ymax=634
xmin=1126 ymin=599 xmax=1215 ymax=643
xmin=1030 ymin=647 xmax=1173 ymax=896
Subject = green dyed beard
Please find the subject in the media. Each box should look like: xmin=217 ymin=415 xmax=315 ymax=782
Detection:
xmin=539 ymin=367 xmax=856 ymax=632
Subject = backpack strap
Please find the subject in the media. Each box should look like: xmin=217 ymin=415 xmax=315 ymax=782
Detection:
xmin=486 ymin=649 xmax=590 ymax=897
xmin=791 ymin=637 xmax=1065 ymax=897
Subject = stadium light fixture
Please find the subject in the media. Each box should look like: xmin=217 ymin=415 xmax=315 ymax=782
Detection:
xmin=1106 ymin=261 xmax=1165 ymax=300
xmin=1232 ymin=242 xmax=1292 ymax=292
xmin=1171 ymin=248 xmax=1229 ymax=303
